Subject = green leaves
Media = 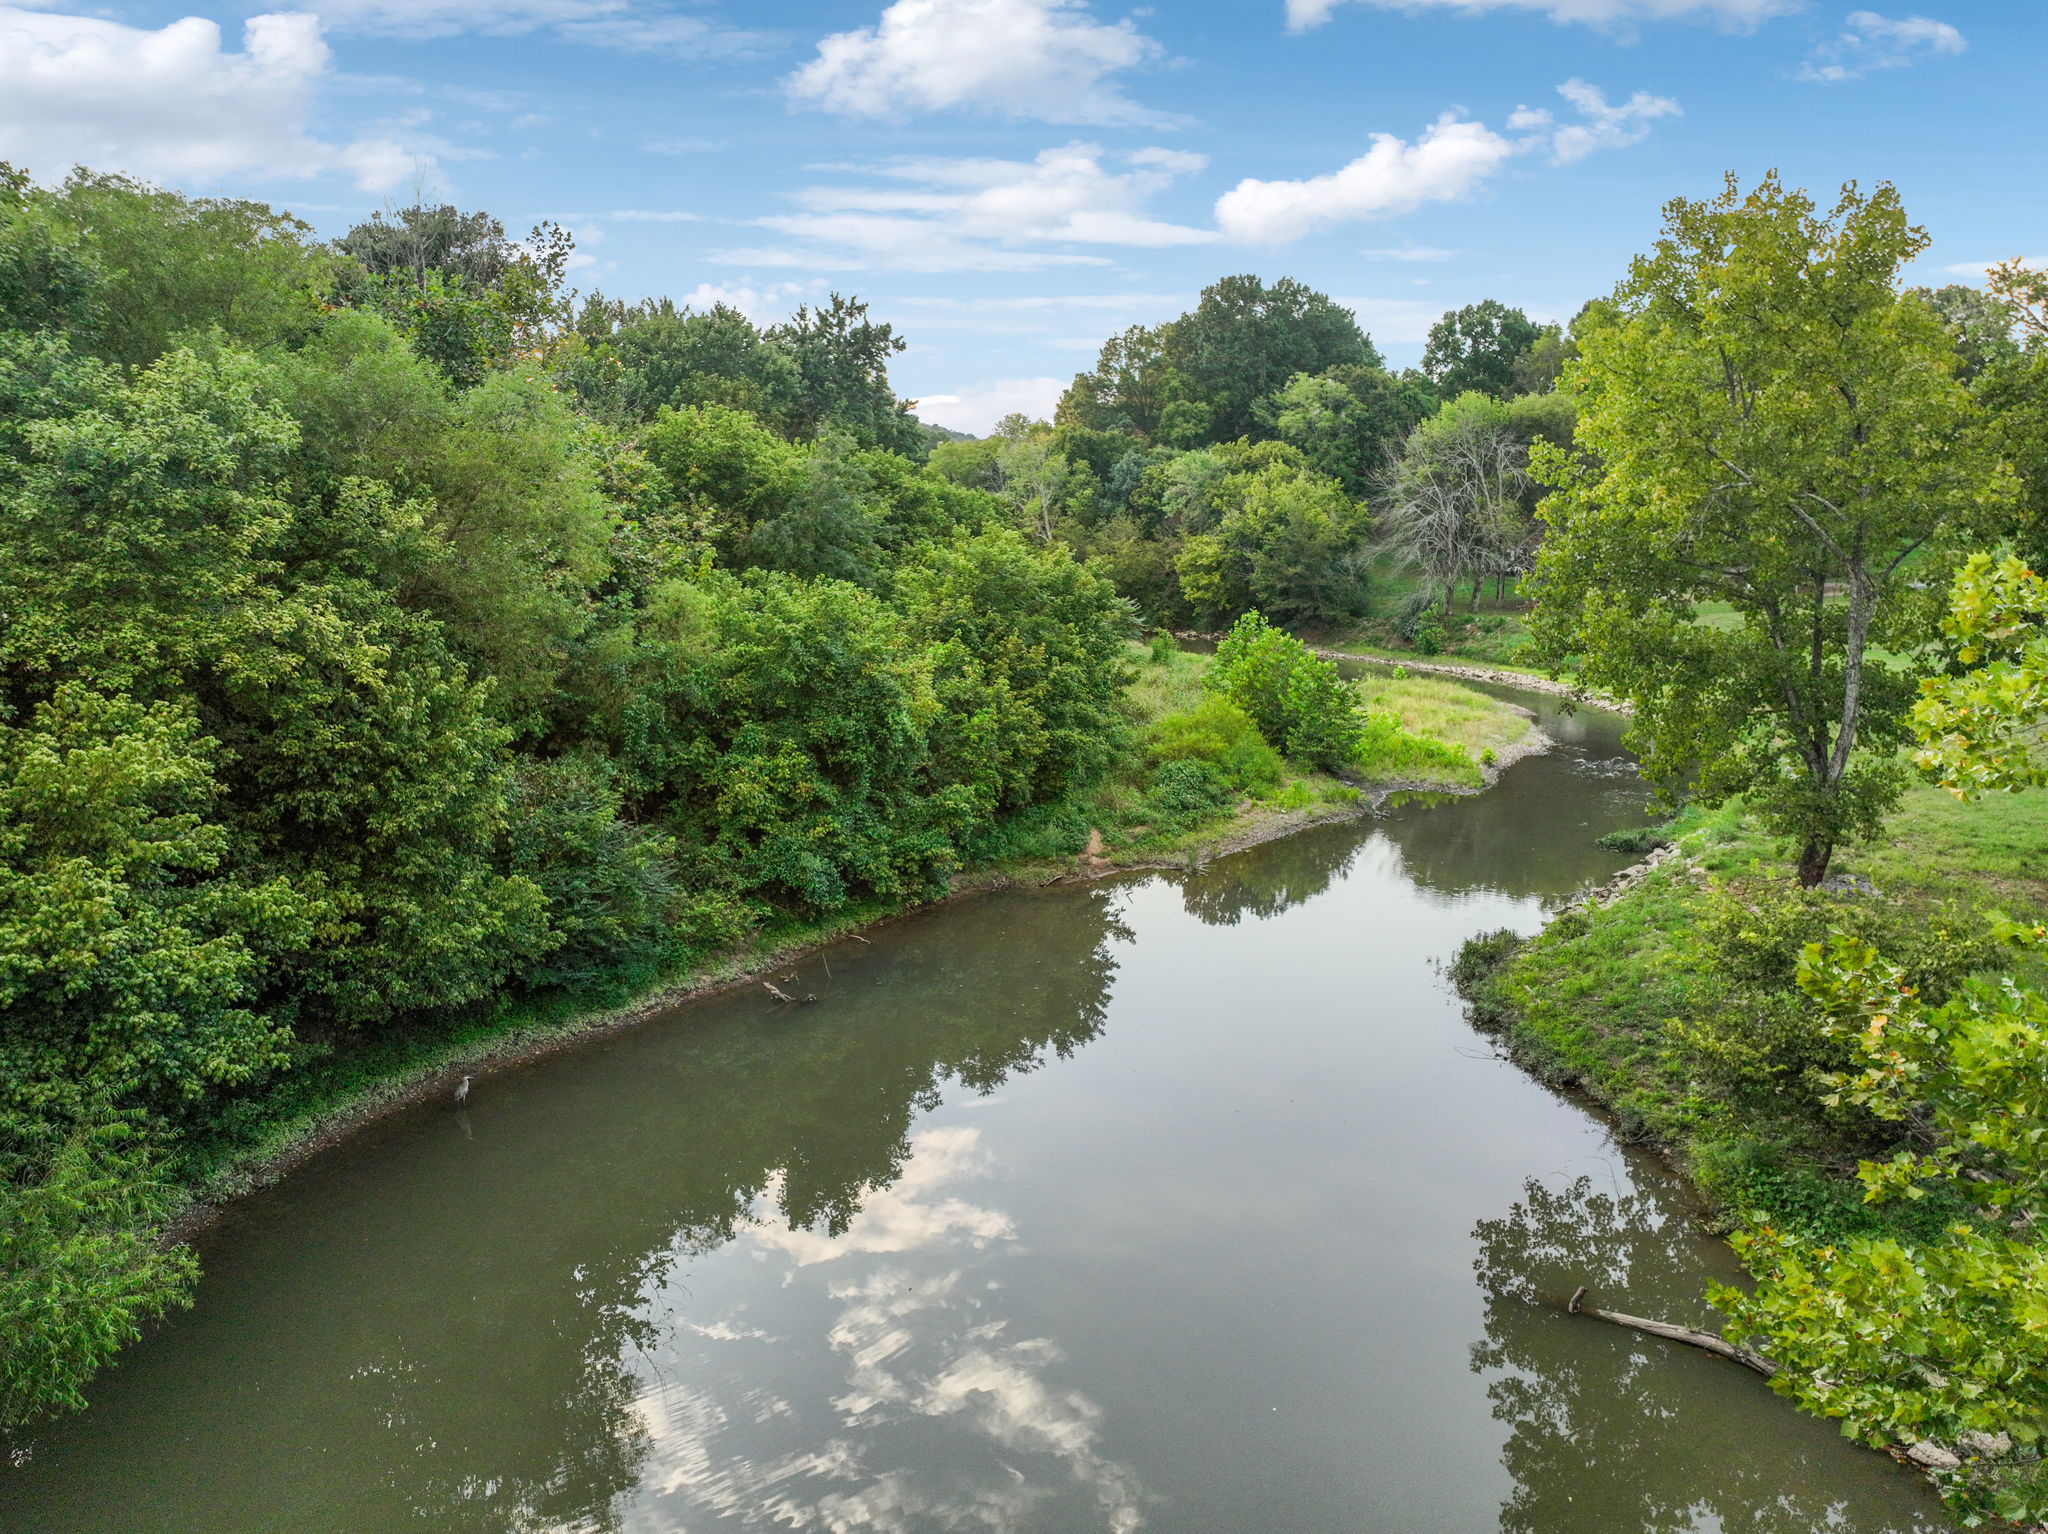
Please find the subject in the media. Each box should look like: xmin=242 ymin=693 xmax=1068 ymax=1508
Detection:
xmin=1531 ymin=173 xmax=2015 ymax=883
xmin=1915 ymin=553 xmax=2048 ymax=798
xmin=1207 ymin=611 xmax=1362 ymax=772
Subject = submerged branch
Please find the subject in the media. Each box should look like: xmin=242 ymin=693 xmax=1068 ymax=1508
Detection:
xmin=1566 ymin=1285 xmax=1778 ymax=1378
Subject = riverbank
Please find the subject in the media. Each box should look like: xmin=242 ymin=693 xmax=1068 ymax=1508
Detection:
xmin=165 ymin=648 xmax=1542 ymax=1242
xmin=1452 ymin=783 xmax=2048 ymax=1526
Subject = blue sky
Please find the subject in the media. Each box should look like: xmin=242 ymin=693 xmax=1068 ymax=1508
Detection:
xmin=1 ymin=0 xmax=2038 ymax=431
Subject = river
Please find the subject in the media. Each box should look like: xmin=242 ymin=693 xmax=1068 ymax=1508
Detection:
xmin=0 ymin=687 xmax=1946 ymax=1533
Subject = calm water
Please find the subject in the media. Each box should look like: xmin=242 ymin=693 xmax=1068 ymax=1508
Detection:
xmin=2 ymin=691 xmax=1945 ymax=1533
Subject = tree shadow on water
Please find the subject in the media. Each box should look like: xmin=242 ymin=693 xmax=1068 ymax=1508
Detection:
xmin=1470 ymin=1175 xmax=1945 ymax=1534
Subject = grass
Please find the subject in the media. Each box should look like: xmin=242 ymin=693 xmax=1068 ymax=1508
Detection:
xmin=1458 ymin=776 xmax=2048 ymax=1247
xmin=1358 ymin=671 xmax=1536 ymax=769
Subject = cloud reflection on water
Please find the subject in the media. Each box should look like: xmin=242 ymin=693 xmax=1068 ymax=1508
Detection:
xmin=622 ymin=1125 xmax=1147 ymax=1533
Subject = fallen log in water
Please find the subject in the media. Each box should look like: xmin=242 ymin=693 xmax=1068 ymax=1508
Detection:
xmin=1567 ymin=1286 xmax=1777 ymax=1378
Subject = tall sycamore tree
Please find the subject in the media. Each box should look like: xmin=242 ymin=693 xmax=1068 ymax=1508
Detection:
xmin=1532 ymin=173 xmax=2012 ymax=885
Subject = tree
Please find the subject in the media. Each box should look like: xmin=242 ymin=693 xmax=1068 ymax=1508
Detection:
xmin=1260 ymin=364 xmax=1431 ymax=496
xmin=1379 ymin=393 xmax=1528 ymax=613
xmin=1170 ymin=274 xmax=1380 ymax=443
xmin=1974 ymin=261 xmax=2048 ymax=568
xmin=1207 ymin=611 xmax=1362 ymax=770
xmin=1055 ymin=276 xmax=1378 ymax=448
xmin=1422 ymin=300 xmax=1540 ymax=401
xmin=1530 ymin=174 xmax=2012 ymax=886
xmin=45 ymin=172 xmax=334 ymax=368
xmin=768 ymin=294 xmax=922 ymax=454
xmin=1906 ymin=282 xmax=2020 ymax=382
xmin=1508 ymin=322 xmax=1575 ymax=396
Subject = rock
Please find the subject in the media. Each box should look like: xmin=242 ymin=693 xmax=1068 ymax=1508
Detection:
xmin=1818 ymin=872 xmax=1880 ymax=898
xmin=1959 ymin=1430 xmax=2013 ymax=1459
xmin=1905 ymin=1441 xmax=1963 ymax=1470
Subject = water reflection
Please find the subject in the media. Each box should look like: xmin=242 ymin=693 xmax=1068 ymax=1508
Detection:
xmin=1172 ymin=825 xmax=1366 ymax=926
xmin=1470 ymin=1175 xmax=1942 ymax=1533
xmin=623 ymin=1125 xmax=1145 ymax=1532
xmin=0 ymin=890 xmax=1134 ymax=1534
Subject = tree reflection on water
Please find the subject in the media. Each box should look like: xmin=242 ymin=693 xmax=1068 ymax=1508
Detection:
xmin=0 ymin=888 xmax=1134 ymax=1534
xmin=1470 ymin=1175 xmax=1942 ymax=1534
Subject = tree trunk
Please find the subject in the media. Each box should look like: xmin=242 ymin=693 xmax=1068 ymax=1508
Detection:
xmin=1796 ymin=838 xmax=1833 ymax=888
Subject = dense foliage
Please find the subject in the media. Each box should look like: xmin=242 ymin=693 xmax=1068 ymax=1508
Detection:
xmin=1531 ymin=173 xmax=2014 ymax=886
xmin=0 ymin=166 xmax=1135 ymax=1428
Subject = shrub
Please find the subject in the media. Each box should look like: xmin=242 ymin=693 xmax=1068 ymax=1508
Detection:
xmin=1147 ymin=694 xmax=1284 ymax=794
xmin=1450 ymin=928 xmax=1524 ymax=1030
xmin=1147 ymin=630 xmax=1177 ymax=665
xmin=1595 ymin=826 xmax=1671 ymax=855
xmin=1412 ymin=606 xmax=1446 ymax=656
xmin=1208 ymin=610 xmax=1362 ymax=772
xmin=1142 ymin=758 xmax=1233 ymax=829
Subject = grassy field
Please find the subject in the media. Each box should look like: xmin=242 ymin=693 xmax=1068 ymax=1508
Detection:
xmin=1358 ymin=670 xmax=1536 ymax=770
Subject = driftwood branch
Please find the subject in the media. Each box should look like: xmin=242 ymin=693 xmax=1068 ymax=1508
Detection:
xmin=1567 ymin=1286 xmax=1777 ymax=1378
xmin=762 ymin=980 xmax=796 ymax=1004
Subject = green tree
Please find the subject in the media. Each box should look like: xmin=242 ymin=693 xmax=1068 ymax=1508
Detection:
xmin=1 ymin=1117 xmax=199 ymax=1429
xmin=47 ymin=172 xmax=333 ymax=367
xmin=1906 ymin=281 xmax=2020 ymax=382
xmin=894 ymin=528 xmax=1134 ymax=807
xmin=1169 ymin=274 xmax=1381 ymax=444
xmin=1260 ymin=364 xmax=1430 ymax=496
xmin=1207 ymin=611 xmax=1362 ymax=770
xmin=1530 ymin=174 xmax=2012 ymax=886
xmin=1421 ymin=299 xmax=1540 ymax=401
xmin=1974 ymin=261 xmax=2048 ymax=568
xmin=768 ymin=294 xmax=922 ymax=454
xmin=1056 ymin=276 xmax=1378 ymax=448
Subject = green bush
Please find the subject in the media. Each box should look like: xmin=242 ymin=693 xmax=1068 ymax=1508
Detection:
xmin=1412 ymin=607 xmax=1446 ymax=656
xmin=1449 ymin=928 xmax=1524 ymax=1030
xmin=1142 ymin=759 xmax=1234 ymax=829
xmin=1595 ymin=826 xmax=1671 ymax=855
xmin=1147 ymin=694 xmax=1284 ymax=795
xmin=1 ymin=1118 xmax=196 ymax=1429
xmin=1208 ymin=610 xmax=1362 ymax=772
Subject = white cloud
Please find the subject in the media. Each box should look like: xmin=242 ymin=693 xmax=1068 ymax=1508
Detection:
xmin=1336 ymin=295 xmax=1445 ymax=344
xmin=669 ymin=279 xmax=827 ymax=320
xmin=0 ymin=7 xmax=418 ymax=189
xmin=917 ymin=377 xmax=1067 ymax=434
xmin=1287 ymin=0 xmax=1793 ymax=29
xmin=786 ymin=0 xmax=1177 ymax=126
xmin=1939 ymin=256 xmax=2048 ymax=278
xmin=1797 ymin=10 xmax=1965 ymax=82
xmin=607 ymin=208 xmax=706 ymax=221
xmin=1521 ymin=78 xmax=1681 ymax=164
xmin=717 ymin=142 xmax=1214 ymax=273
xmin=1363 ymin=244 xmax=1456 ymax=261
xmin=1215 ymin=83 xmax=1677 ymax=244
xmin=307 ymin=0 xmax=772 ymax=55
xmin=1215 ymin=114 xmax=1515 ymax=244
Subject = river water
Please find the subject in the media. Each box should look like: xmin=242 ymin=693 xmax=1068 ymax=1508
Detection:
xmin=2 ymin=689 xmax=1946 ymax=1533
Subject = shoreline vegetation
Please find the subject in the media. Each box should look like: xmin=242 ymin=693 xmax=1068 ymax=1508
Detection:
xmin=164 ymin=640 xmax=1540 ymax=1244
xmin=1453 ymin=779 xmax=2048 ymax=1523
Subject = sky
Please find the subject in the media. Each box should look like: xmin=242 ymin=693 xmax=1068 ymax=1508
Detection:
xmin=0 ymin=0 xmax=2039 ymax=433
